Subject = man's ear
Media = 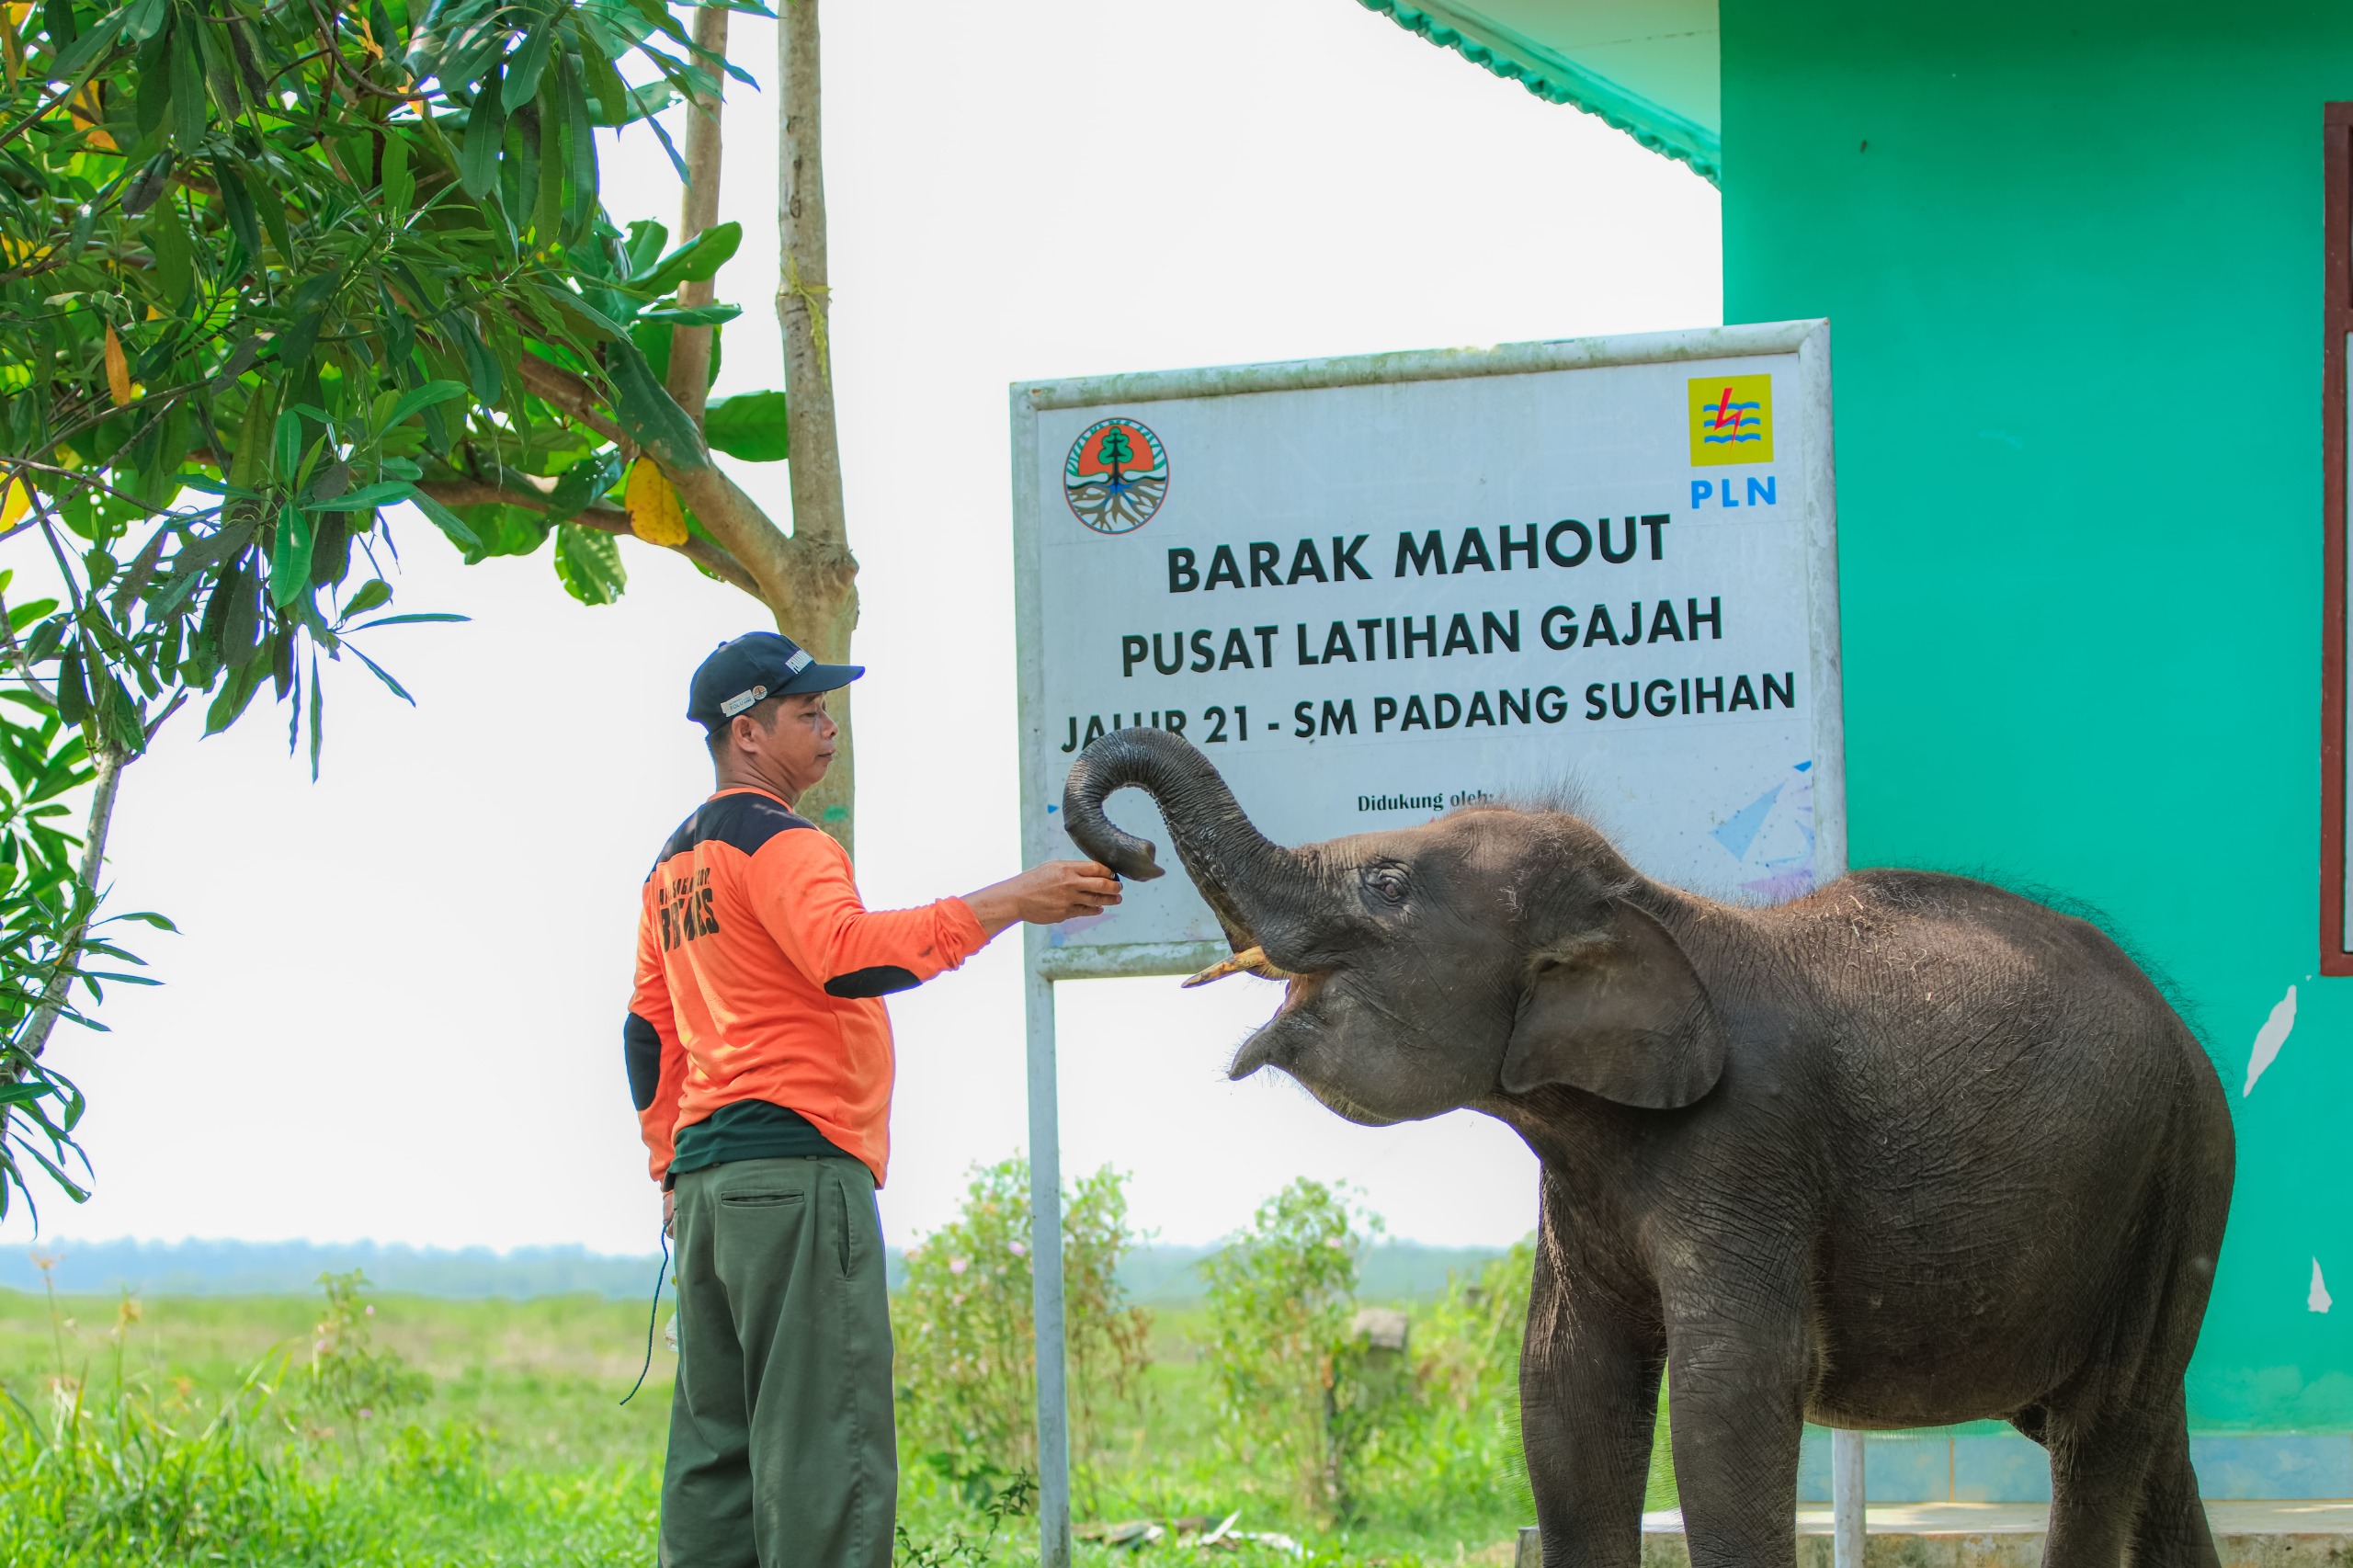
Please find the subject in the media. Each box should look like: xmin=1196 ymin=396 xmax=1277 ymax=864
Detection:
xmin=1500 ymin=901 xmax=1727 ymax=1108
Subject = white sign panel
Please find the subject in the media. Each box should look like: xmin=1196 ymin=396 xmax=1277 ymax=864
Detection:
xmin=1012 ymin=322 xmax=1843 ymax=980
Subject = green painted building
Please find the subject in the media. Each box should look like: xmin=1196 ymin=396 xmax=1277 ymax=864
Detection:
xmin=1359 ymin=0 xmax=2353 ymax=1499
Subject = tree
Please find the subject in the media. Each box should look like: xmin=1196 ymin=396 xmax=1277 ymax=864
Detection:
xmin=0 ymin=0 xmax=865 ymax=1212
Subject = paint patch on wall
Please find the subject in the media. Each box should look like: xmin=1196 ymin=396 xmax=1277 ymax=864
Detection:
xmin=2312 ymin=1259 xmax=2334 ymax=1314
xmin=2244 ymin=984 xmax=2297 ymax=1096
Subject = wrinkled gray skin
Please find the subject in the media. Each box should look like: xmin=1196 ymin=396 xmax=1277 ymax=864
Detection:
xmin=1063 ymin=729 xmax=2234 ymax=1568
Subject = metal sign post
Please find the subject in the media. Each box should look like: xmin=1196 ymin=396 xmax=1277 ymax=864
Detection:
xmin=1010 ymin=323 xmax=1843 ymax=1565
xmin=1832 ymin=1428 xmax=1866 ymax=1568
xmin=1021 ymin=960 xmax=1072 ymax=1568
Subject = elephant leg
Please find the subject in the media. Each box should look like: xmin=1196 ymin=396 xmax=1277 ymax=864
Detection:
xmin=2127 ymin=1399 xmax=2219 ymax=1568
xmin=1520 ymin=1229 xmax=1665 ymax=1568
xmin=1660 ymin=1308 xmax=1809 ymax=1568
xmin=2042 ymin=1406 xmax=2170 ymax=1568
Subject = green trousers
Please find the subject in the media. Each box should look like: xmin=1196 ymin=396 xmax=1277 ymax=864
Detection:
xmin=662 ymin=1155 xmax=896 ymax=1568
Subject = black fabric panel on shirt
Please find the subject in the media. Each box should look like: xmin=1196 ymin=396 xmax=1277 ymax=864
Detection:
xmin=670 ymin=1098 xmax=853 ymax=1176
xmin=623 ymin=1012 xmax=663 ymax=1111
xmin=824 ymin=965 xmax=922 ymax=999
xmin=648 ymin=792 xmax=814 ymax=878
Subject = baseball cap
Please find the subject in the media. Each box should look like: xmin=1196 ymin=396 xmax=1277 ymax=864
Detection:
xmin=687 ymin=631 xmax=864 ymax=728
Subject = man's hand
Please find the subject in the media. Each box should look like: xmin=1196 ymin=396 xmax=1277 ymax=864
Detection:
xmin=963 ymin=860 xmax=1123 ymax=938
xmin=664 ymin=1188 xmax=676 ymax=1235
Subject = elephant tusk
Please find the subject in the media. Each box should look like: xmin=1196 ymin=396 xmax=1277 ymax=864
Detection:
xmin=1181 ymin=946 xmax=1292 ymax=987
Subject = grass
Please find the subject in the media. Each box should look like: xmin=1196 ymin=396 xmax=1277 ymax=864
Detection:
xmin=0 ymin=1282 xmax=1675 ymax=1566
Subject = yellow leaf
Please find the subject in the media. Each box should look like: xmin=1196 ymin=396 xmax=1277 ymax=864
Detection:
xmin=104 ymin=324 xmax=131 ymax=406
xmin=0 ymin=476 xmax=31 ymax=530
xmin=68 ymin=81 xmax=115 ymax=151
xmin=624 ymin=458 xmax=687 ymax=547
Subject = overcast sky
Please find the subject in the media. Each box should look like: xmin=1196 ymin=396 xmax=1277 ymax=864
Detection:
xmin=6 ymin=0 xmax=1718 ymax=1257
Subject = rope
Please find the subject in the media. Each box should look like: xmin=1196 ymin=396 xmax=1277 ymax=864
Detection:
xmin=620 ymin=1222 xmax=672 ymax=1406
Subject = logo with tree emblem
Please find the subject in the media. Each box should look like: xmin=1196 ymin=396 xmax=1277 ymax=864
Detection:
xmin=1063 ymin=417 xmax=1169 ymax=535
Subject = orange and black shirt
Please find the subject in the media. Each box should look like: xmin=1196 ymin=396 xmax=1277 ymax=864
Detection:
xmin=625 ymin=788 xmax=987 ymax=1188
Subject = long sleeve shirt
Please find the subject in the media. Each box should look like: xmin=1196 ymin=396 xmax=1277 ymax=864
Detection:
xmin=625 ymin=787 xmax=988 ymax=1187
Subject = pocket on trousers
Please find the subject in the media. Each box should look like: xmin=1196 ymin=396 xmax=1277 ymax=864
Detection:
xmin=834 ymin=1172 xmax=855 ymax=1278
xmin=720 ymin=1190 xmax=804 ymax=1209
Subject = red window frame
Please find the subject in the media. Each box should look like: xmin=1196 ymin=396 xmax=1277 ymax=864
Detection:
xmin=2323 ymin=105 xmax=2353 ymax=971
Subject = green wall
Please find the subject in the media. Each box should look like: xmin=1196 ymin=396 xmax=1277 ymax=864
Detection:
xmin=1719 ymin=2 xmax=2353 ymax=1430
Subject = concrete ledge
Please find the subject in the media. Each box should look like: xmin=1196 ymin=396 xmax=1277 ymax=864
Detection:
xmin=1632 ymin=1503 xmax=2353 ymax=1568
xmin=1796 ymin=1432 xmax=2353 ymax=1503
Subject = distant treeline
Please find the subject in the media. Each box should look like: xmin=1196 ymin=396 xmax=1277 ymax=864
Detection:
xmin=0 ymin=1237 xmax=1507 ymax=1303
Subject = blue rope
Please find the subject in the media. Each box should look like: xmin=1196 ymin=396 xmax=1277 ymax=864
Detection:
xmin=620 ymin=1223 xmax=672 ymax=1406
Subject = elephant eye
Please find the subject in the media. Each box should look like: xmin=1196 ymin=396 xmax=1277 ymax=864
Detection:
xmin=1362 ymin=867 xmax=1409 ymax=905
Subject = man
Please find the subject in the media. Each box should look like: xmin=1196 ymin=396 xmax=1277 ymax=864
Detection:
xmin=624 ymin=631 xmax=1120 ymax=1568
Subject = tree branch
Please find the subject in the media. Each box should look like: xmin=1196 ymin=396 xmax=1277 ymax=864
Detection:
xmin=517 ymin=355 xmax=628 ymax=448
xmin=0 ymin=590 xmax=61 ymax=710
xmin=17 ymin=741 xmax=128 ymax=1064
xmin=414 ymin=477 xmax=764 ymax=597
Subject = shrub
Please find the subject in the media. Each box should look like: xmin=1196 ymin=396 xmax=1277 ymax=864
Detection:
xmin=894 ymin=1156 xmax=1151 ymax=1503
xmin=1199 ymin=1178 xmax=1387 ymax=1525
xmin=302 ymin=1270 xmax=431 ymax=1452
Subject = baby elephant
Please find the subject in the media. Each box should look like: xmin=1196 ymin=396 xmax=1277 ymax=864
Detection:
xmin=1063 ymin=728 xmax=2233 ymax=1568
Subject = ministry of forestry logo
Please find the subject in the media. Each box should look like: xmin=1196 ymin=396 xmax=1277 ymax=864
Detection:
xmin=1687 ymin=373 xmax=1775 ymax=466
xmin=1064 ymin=417 xmax=1169 ymax=535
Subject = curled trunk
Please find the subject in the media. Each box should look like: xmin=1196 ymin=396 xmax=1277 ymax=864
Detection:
xmin=1061 ymin=728 xmax=1324 ymax=959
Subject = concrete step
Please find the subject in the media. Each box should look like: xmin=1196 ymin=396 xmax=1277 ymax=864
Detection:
xmin=1585 ymin=1503 xmax=2353 ymax=1568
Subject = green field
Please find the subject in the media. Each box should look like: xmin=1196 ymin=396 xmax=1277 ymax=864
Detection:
xmin=0 ymin=1278 xmax=1677 ymax=1566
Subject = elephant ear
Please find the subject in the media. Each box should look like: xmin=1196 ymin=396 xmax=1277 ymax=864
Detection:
xmin=1500 ymin=902 xmax=1727 ymax=1108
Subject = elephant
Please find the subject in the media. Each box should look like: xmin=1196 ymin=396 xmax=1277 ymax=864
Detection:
xmin=1061 ymin=727 xmax=2234 ymax=1568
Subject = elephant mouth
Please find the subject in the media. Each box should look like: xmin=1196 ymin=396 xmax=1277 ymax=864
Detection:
xmin=1222 ymin=969 xmax=1332 ymax=1081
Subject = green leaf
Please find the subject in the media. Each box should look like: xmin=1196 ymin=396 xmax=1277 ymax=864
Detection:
xmin=444 ymin=311 xmax=502 ymax=404
xmin=702 ymin=391 xmax=790 ymax=463
xmin=639 ymin=302 xmax=741 ymax=327
xmin=352 ymin=613 xmax=469 ymax=629
xmin=381 ymin=380 xmax=470 ymax=431
xmin=167 ymin=16 xmax=205 ymax=150
xmin=530 ymin=283 xmax=629 ymax=339
xmin=381 ymin=133 xmax=413 ymax=221
xmin=273 ymin=408 xmax=304 ymax=478
xmin=122 ymin=0 xmax=168 ymax=43
xmin=145 ymin=194 xmax=193 ymax=303
xmin=212 ymin=158 xmax=263 ymax=258
xmin=407 ymin=490 xmax=483 ymax=549
xmin=459 ymin=64 xmax=508 ymax=199
xmin=303 ymin=480 xmax=411 ymax=513
xmin=346 ymin=643 xmax=416 ymax=705
xmin=606 ymin=339 xmax=708 ymax=474
xmin=624 ymin=221 xmax=669 ymax=276
xmin=340 ymin=579 xmax=393 ymax=619
xmin=543 ymin=451 xmax=618 ymax=524
xmin=503 ymin=22 xmax=555 ymax=109
xmin=636 ymin=221 xmax=742 ymax=294
xmin=580 ymin=34 xmax=630 ymax=122
xmin=551 ymin=523 xmax=626 ymax=606
xmin=269 ymin=506 xmax=315 ymax=607
xmin=203 ymin=658 xmax=267 ymax=734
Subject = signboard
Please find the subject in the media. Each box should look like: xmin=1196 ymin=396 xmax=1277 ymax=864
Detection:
xmin=1011 ymin=321 xmax=1844 ymax=981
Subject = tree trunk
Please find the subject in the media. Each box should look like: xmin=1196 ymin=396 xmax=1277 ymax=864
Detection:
xmin=665 ymin=3 xmax=729 ymax=425
xmin=773 ymin=0 xmax=859 ymax=854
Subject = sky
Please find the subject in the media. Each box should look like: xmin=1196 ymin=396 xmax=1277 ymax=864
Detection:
xmin=6 ymin=0 xmax=1719 ymax=1257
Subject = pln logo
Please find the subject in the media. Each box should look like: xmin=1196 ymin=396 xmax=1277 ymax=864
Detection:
xmin=1687 ymin=374 xmax=1774 ymax=466
xmin=1063 ymin=417 xmax=1169 ymax=535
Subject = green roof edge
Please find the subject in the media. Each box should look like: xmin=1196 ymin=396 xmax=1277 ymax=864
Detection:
xmin=1357 ymin=0 xmax=1721 ymax=187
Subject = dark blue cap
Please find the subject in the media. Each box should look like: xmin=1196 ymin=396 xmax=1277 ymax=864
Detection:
xmin=688 ymin=631 xmax=863 ymax=728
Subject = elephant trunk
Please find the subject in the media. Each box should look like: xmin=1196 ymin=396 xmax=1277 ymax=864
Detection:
xmin=1061 ymin=728 xmax=1325 ymax=960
